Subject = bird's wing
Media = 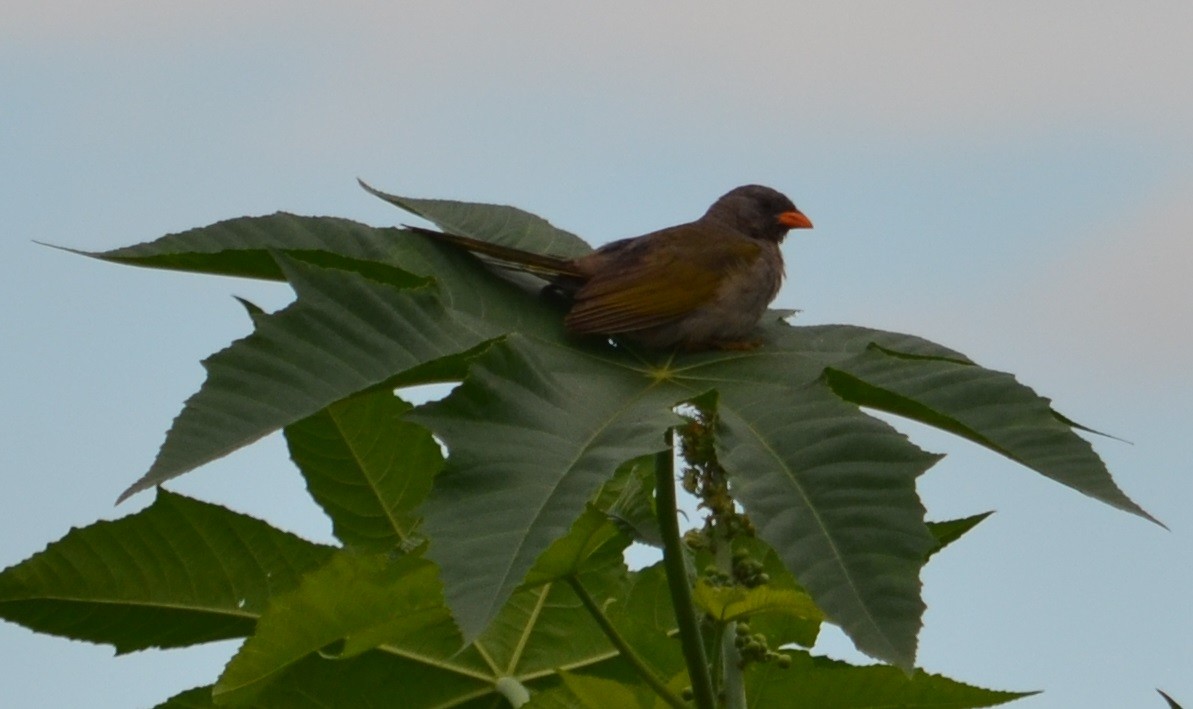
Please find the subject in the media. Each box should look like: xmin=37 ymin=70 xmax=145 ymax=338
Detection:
xmin=564 ymin=227 xmax=760 ymax=334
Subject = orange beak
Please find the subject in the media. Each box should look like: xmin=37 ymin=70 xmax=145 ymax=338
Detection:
xmin=777 ymin=210 xmax=813 ymax=229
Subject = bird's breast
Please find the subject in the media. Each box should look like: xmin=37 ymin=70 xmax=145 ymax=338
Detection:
xmin=638 ymin=242 xmax=783 ymax=348
xmin=708 ymin=241 xmax=784 ymax=325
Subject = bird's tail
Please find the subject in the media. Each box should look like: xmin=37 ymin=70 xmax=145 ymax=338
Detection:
xmin=402 ymin=225 xmax=584 ymax=279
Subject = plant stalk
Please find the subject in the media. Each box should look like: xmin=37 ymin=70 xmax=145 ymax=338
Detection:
xmin=720 ymin=626 xmax=746 ymax=709
xmin=715 ymin=530 xmax=747 ymax=709
xmin=655 ymin=446 xmax=717 ymax=709
xmin=567 ymin=576 xmax=688 ymax=709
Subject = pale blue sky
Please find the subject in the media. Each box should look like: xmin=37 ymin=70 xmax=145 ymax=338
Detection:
xmin=3 ymin=3 xmax=1191 ymax=707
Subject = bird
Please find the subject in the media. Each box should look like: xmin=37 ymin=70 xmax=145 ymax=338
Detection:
xmin=405 ymin=184 xmax=812 ymax=351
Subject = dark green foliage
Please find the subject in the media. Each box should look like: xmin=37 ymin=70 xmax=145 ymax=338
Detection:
xmin=2 ymin=185 xmax=1155 ymax=706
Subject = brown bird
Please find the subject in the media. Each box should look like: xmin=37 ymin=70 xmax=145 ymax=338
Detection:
xmin=406 ymin=185 xmax=812 ymax=350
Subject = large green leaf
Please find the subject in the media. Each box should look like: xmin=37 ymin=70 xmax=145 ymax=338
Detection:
xmin=710 ymin=381 xmax=938 ymax=670
xmin=214 ymin=551 xmax=456 ymax=705
xmin=402 ymin=311 xmax=992 ymax=669
xmin=358 ymin=180 xmax=593 ymax=259
xmin=745 ymin=651 xmax=1034 ymax=707
xmin=410 ymin=336 xmax=683 ymax=642
xmin=92 ymin=207 xmax=584 ymax=501
xmin=117 ymin=253 xmax=494 ymax=501
xmin=822 ymin=342 xmax=1160 ymax=524
xmin=90 ymin=213 xmax=400 ymax=280
xmin=0 ymin=490 xmax=333 ymax=652
xmin=284 ymin=389 xmax=442 ymax=551
xmin=212 ymin=550 xmax=649 ymax=708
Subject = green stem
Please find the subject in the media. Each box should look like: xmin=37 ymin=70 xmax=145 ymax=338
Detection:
xmin=720 ymin=623 xmax=746 ymax=709
xmin=567 ymin=576 xmax=688 ymax=709
xmin=655 ymin=446 xmax=717 ymax=709
xmin=715 ymin=534 xmax=747 ymax=709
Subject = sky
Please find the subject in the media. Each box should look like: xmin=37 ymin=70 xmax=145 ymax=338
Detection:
xmin=2 ymin=2 xmax=1191 ymax=707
